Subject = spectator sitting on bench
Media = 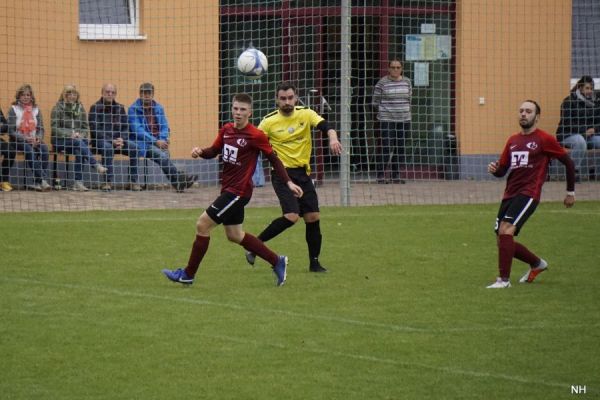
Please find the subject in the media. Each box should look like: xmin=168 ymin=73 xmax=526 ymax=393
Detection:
xmin=89 ymin=83 xmax=142 ymax=191
xmin=7 ymin=84 xmax=51 ymax=191
xmin=1 ymin=107 xmax=16 ymax=192
xmin=128 ymin=82 xmax=196 ymax=192
xmin=556 ymin=75 xmax=600 ymax=180
xmin=51 ymin=84 xmax=107 ymax=192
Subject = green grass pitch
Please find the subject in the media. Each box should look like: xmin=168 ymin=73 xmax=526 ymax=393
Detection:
xmin=1 ymin=202 xmax=599 ymax=399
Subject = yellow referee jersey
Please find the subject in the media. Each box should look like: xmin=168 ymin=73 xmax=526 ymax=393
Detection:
xmin=258 ymin=106 xmax=324 ymax=174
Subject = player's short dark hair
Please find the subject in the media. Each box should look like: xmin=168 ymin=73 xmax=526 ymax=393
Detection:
xmin=276 ymin=81 xmax=297 ymax=95
xmin=232 ymin=93 xmax=252 ymax=106
xmin=524 ymin=99 xmax=541 ymax=115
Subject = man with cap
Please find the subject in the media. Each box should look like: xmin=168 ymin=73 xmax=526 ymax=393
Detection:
xmin=128 ymin=82 xmax=196 ymax=192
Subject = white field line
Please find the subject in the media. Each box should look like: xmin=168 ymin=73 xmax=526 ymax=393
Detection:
xmin=5 ymin=278 xmax=599 ymax=337
xmin=4 ymin=298 xmax=578 ymax=390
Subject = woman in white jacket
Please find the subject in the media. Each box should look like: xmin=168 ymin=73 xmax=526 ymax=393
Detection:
xmin=7 ymin=84 xmax=51 ymax=191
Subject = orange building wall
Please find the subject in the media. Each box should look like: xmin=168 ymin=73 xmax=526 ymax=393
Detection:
xmin=456 ymin=0 xmax=572 ymax=155
xmin=2 ymin=1 xmax=573 ymax=158
xmin=0 ymin=1 xmax=219 ymax=158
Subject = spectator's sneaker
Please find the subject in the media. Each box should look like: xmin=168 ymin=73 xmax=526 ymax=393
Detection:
xmin=95 ymin=164 xmax=108 ymax=174
xmin=173 ymin=174 xmax=197 ymax=192
xmin=272 ymin=256 xmax=288 ymax=286
xmin=1 ymin=181 xmax=14 ymax=192
xmin=72 ymin=181 xmax=89 ymax=192
xmin=128 ymin=183 xmax=143 ymax=191
xmin=27 ymin=183 xmax=42 ymax=191
xmin=245 ymin=251 xmax=256 ymax=266
xmin=39 ymin=180 xmax=52 ymax=192
xmin=309 ymin=263 xmax=328 ymax=273
xmin=486 ymin=278 xmax=511 ymax=288
xmin=100 ymin=183 xmax=112 ymax=191
xmin=519 ymin=259 xmax=548 ymax=283
xmin=162 ymin=268 xmax=194 ymax=285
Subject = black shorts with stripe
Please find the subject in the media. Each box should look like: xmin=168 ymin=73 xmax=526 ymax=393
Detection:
xmin=494 ymin=194 xmax=539 ymax=236
xmin=205 ymin=192 xmax=250 ymax=226
xmin=272 ymin=167 xmax=319 ymax=216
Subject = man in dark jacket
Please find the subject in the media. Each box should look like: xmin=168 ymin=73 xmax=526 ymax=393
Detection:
xmin=556 ymin=75 xmax=600 ymax=178
xmin=89 ymin=83 xmax=141 ymax=191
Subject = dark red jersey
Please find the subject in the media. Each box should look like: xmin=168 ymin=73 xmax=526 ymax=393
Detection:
xmin=497 ymin=128 xmax=567 ymax=201
xmin=211 ymin=122 xmax=273 ymax=197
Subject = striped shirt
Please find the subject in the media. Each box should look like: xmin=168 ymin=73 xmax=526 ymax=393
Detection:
xmin=372 ymin=75 xmax=412 ymax=122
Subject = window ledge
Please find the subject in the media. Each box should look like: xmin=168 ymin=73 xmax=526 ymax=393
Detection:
xmin=78 ymin=24 xmax=145 ymax=41
xmin=79 ymin=33 xmax=147 ymax=41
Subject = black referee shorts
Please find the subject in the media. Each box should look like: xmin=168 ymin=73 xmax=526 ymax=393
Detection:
xmin=271 ymin=167 xmax=319 ymax=216
xmin=205 ymin=192 xmax=250 ymax=226
xmin=494 ymin=194 xmax=539 ymax=236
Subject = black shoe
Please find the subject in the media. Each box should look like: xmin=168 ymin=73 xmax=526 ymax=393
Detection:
xmin=309 ymin=264 xmax=328 ymax=273
xmin=174 ymin=174 xmax=197 ymax=192
xmin=391 ymin=178 xmax=406 ymax=184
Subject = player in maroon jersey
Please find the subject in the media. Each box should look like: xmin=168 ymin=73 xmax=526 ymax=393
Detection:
xmin=486 ymin=100 xmax=576 ymax=288
xmin=162 ymin=93 xmax=303 ymax=287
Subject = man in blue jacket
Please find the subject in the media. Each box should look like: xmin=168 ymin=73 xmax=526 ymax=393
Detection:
xmin=89 ymin=83 xmax=141 ymax=191
xmin=128 ymin=82 xmax=196 ymax=192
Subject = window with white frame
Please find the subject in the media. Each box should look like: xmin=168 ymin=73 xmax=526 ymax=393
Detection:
xmin=572 ymin=0 xmax=600 ymax=81
xmin=79 ymin=0 xmax=145 ymax=40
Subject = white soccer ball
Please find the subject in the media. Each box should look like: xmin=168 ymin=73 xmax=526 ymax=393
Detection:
xmin=237 ymin=48 xmax=268 ymax=79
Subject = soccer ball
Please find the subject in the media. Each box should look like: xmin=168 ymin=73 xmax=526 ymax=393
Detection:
xmin=237 ymin=48 xmax=268 ymax=79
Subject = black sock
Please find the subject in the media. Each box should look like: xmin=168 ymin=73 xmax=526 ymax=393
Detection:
xmin=257 ymin=216 xmax=295 ymax=243
xmin=305 ymin=220 xmax=322 ymax=266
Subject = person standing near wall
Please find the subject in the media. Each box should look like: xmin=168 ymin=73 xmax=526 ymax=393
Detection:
xmin=372 ymin=58 xmax=412 ymax=184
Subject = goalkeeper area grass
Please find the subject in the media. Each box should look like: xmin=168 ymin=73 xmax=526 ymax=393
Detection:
xmin=1 ymin=203 xmax=599 ymax=399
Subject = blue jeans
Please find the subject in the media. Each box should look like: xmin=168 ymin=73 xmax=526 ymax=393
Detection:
xmin=377 ymin=120 xmax=411 ymax=178
xmin=93 ymin=139 xmax=140 ymax=183
xmin=13 ymin=140 xmax=49 ymax=182
xmin=53 ymin=138 xmax=99 ymax=181
xmin=145 ymin=145 xmax=180 ymax=183
xmin=1 ymin=140 xmax=16 ymax=182
xmin=563 ymin=134 xmax=600 ymax=171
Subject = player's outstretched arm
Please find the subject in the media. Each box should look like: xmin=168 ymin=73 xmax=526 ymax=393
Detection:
xmin=327 ymin=129 xmax=342 ymax=156
xmin=191 ymin=146 xmax=203 ymax=158
xmin=487 ymin=160 xmax=499 ymax=174
xmin=191 ymin=146 xmax=219 ymax=159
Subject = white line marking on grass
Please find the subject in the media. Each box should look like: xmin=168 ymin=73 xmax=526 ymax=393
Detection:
xmin=196 ymin=334 xmax=572 ymax=389
xmin=5 ymin=277 xmax=598 ymax=337
xmin=5 ymin=278 xmax=595 ymax=391
xmin=10 ymin=304 xmax=574 ymax=390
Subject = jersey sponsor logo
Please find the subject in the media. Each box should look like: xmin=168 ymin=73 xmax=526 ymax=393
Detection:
xmin=511 ymin=151 xmax=529 ymax=168
xmin=526 ymin=141 xmax=538 ymax=150
xmin=287 ymin=127 xmax=295 ymax=134
xmin=223 ymin=144 xmax=239 ymax=164
xmin=236 ymin=138 xmax=247 ymax=147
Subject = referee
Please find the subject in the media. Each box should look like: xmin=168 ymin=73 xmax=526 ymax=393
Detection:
xmin=246 ymin=82 xmax=342 ymax=272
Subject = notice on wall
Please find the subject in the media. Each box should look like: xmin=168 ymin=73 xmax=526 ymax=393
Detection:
xmin=406 ymin=35 xmax=452 ymax=61
xmin=414 ymin=62 xmax=429 ymax=87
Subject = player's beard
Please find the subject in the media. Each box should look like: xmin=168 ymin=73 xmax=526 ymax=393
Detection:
xmin=280 ymin=104 xmax=294 ymax=114
xmin=519 ymin=117 xmax=535 ymax=130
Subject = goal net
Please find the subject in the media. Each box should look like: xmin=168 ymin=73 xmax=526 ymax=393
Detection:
xmin=1 ymin=0 xmax=599 ymax=212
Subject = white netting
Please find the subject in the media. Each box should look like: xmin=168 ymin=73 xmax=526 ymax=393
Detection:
xmin=1 ymin=0 xmax=599 ymax=212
